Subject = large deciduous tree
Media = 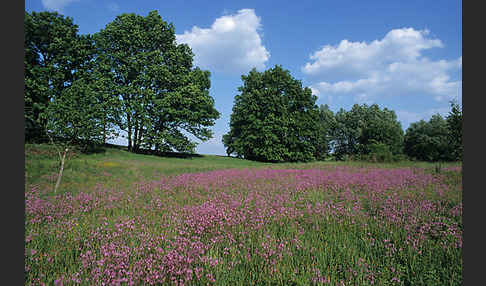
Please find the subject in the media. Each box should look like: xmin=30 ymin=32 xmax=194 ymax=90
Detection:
xmin=332 ymin=104 xmax=404 ymax=160
xmin=404 ymin=100 xmax=462 ymax=162
xmin=404 ymin=114 xmax=450 ymax=161
xmin=358 ymin=104 xmax=404 ymax=155
xmin=223 ymin=66 xmax=319 ymax=162
xmin=94 ymin=11 xmax=219 ymax=153
xmin=25 ymin=11 xmax=92 ymax=142
xmin=25 ymin=10 xmax=111 ymax=192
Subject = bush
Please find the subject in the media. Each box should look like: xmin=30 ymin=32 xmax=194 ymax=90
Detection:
xmin=366 ymin=142 xmax=393 ymax=162
xmin=392 ymin=153 xmax=409 ymax=162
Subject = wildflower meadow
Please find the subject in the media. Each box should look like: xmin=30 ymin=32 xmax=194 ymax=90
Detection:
xmin=25 ymin=146 xmax=462 ymax=285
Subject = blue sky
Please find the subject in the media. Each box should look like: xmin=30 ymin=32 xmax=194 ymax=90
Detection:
xmin=26 ymin=0 xmax=462 ymax=155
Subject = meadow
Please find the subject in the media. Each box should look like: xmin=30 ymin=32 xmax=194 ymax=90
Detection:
xmin=25 ymin=144 xmax=462 ymax=285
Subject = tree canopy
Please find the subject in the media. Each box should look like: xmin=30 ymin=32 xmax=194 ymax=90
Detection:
xmin=94 ymin=11 xmax=220 ymax=153
xmin=404 ymin=101 xmax=462 ymax=162
xmin=25 ymin=11 xmax=93 ymax=142
xmin=332 ymin=104 xmax=404 ymax=160
xmin=446 ymin=100 xmax=463 ymax=161
xmin=404 ymin=114 xmax=450 ymax=162
xmin=25 ymin=10 xmax=220 ymax=153
xmin=24 ymin=10 xmax=461 ymax=162
xmin=314 ymin=104 xmax=336 ymax=160
xmin=223 ymin=65 xmax=319 ymax=162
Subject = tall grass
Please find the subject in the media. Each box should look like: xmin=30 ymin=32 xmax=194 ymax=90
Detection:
xmin=25 ymin=144 xmax=462 ymax=285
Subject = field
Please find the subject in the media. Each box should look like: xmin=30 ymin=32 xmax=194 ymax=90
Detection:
xmin=25 ymin=144 xmax=462 ymax=285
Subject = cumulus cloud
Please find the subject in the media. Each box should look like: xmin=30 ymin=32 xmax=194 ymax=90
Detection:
xmin=176 ymin=9 xmax=270 ymax=74
xmin=41 ymin=0 xmax=79 ymax=11
xmin=303 ymin=28 xmax=462 ymax=102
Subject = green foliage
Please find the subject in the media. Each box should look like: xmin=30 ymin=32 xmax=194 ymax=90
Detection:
xmin=404 ymin=114 xmax=450 ymax=162
xmin=314 ymin=104 xmax=336 ymax=160
xmin=332 ymin=108 xmax=360 ymax=158
xmin=25 ymin=10 xmax=219 ymax=153
xmin=404 ymin=100 xmax=462 ymax=162
xmin=364 ymin=140 xmax=394 ymax=162
xmin=223 ymin=66 xmax=320 ymax=162
xmin=94 ymin=11 xmax=220 ymax=153
xmin=446 ymin=100 xmax=462 ymax=161
xmin=25 ymin=9 xmax=459 ymax=164
xmin=24 ymin=10 xmax=116 ymax=151
xmin=44 ymin=78 xmax=107 ymax=151
xmin=332 ymin=104 xmax=404 ymax=160
xmin=25 ymin=11 xmax=91 ymax=142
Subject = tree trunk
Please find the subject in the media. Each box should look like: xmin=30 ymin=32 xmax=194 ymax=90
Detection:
xmin=127 ymin=112 xmax=132 ymax=152
xmin=54 ymin=148 xmax=68 ymax=194
xmin=137 ymin=122 xmax=144 ymax=151
xmin=134 ymin=118 xmax=139 ymax=152
xmin=138 ymin=128 xmax=143 ymax=150
xmin=103 ymin=115 xmax=107 ymax=144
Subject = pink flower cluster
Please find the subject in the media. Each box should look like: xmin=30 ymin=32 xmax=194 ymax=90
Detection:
xmin=25 ymin=166 xmax=462 ymax=285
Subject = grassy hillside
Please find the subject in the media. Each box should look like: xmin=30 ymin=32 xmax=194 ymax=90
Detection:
xmin=25 ymin=144 xmax=271 ymax=196
xmin=25 ymin=143 xmax=462 ymax=285
xmin=25 ymin=143 xmax=460 ymax=197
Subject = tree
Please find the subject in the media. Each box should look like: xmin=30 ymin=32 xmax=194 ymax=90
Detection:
xmin=223 ymin=65 xmax=320 ymax=162
xmin=43 ymin=77 xmax=109 ymax=193
xmin=94 ymin=11 xmax=219 ymax=153
xmin=358 ymin=104 xmax=404 ymax=155
xmin=44 ymin=78 xmax=107 ymax=149
xmin=332 ymin=107 xmax=362 ymax=159
xmin=25 ymin=10 xmax=113 ymax=192
xmin=404 ymin=114 xmax=450 ymax=161
xmin=24 ymin=11 xmax=92 ymax=142
xmin=446 ymin=99 xmax=463 ymax=161
xmin=331 ymin=104 xmax=404 ymax=160
xmin=403 ymin=100 xmax=462 ymax=162
xmin=314 ymin=104 xmax=336 ymax=160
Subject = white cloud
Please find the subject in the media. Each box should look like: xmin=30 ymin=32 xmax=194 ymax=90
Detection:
xmin=303 ymin=28 xmax=461 ymax=102
xmin=310 ymin=87 xmax=320 ymax=96
xmin=41 ymin=0 xmax=79 ymax=11
xmin=397 ymin=106 xmax=451 ymax=129
xmin=176 ymin=9 xmax=270 ymax=74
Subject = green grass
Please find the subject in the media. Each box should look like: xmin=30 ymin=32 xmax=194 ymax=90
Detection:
xmin=25 ymin=143 xmax=271 ymax=195
xmin=25 ymin=143 xmax=460 ymax=197
xmin=25 ymin=143 xmax=462 ymax=285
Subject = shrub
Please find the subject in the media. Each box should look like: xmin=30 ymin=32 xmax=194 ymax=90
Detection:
xmin=367 ymin=142 xmax=393 ymax=162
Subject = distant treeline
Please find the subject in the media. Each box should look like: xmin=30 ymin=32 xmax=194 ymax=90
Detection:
xmin=25 ymin=10 xmax=462 ymax=162
xmin=222 ymin=66 xmax=462 ymax=162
